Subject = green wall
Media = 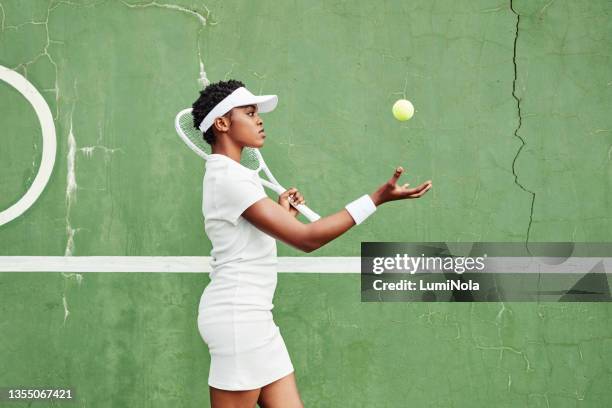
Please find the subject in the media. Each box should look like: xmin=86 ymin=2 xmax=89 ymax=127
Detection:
xmin=1 ymin=0 xmax=611 ymax=406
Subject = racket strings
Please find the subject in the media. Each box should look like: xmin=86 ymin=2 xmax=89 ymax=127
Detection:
xmin=240 ymin=148 xmax=262 ymax=171
xmin=178 ymin=111 xmax=212 ymax=155
xmin=179 ymin=109 xmax=264 ymax=172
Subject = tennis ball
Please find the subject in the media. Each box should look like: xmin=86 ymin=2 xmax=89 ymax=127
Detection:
xmin=392 ymin=99 xmax=414 ymax=121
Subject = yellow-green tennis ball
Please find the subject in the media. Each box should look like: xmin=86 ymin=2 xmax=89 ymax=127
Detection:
xmin=392 ymin=99 xmax=414 ymax=121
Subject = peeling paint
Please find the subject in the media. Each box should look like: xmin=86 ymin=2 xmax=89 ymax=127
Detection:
xmin=62 ymin=105 xmax=84 ymax=323
xmin=79 ymin=145 xmax=124 ymax=159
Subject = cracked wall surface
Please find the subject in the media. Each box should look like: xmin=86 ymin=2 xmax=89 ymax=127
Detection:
xmin=1 ymin=0 xmax=611 ymax=407
xmin=509 ymin=0 xmax=612 ymax=243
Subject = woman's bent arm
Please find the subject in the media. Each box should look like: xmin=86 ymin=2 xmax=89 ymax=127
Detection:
xmin=242 ymin=197 xmax=359 ymax=253
xmin=242 ymin=166 xmax=433 ymax=253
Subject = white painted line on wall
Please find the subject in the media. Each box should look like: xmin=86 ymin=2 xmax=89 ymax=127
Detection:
xmin=0 ymin=256 xmax=361 ymax=273
xmin=0 ymin=65 xmax=57 ymax=226
xmin=0 ymin=256 xmax=609 ymax=274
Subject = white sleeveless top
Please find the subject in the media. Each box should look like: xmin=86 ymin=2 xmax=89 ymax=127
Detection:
xmin=198 ymin=153 xmax=278 ymax=325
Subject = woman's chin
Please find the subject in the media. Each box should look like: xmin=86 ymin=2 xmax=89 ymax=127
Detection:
xmin=244 ymin=137 xmax=265 ymax=149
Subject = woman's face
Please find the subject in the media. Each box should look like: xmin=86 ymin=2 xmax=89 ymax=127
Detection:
xmin=227 ymin=104 xmax=265 ymax=148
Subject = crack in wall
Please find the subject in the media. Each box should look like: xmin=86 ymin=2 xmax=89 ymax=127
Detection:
xmin=62 ymin=90 xmax=121 ymax=324
xmin=61 ymin=272 xmax=82 ymax=325
xmin=120 ymin=1 xmax=210 ymax=26
xmin=24 ymin=142 xmax=40 ymax=189
xmin=5 ymin=1 xmax=63 ymax=121
xmin=470 ymin=303 xmax=534 ymax=373
xmin=0 ymin=3 xmax=6 ymax=33
xmin=120 ymin=1 xmax=217 ymax=87
xmin=509 ymin=1 xmax=536 ymax=249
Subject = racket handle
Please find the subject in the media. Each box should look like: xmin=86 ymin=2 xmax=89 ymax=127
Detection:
xmin=293 ymin=202 xmax=321 ymax=222
xmin=260 ymin=179 xmax=321 ymax=222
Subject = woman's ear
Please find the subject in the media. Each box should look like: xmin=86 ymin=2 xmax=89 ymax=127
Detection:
xmin=213 ymin=113 xmax=231 ymax=133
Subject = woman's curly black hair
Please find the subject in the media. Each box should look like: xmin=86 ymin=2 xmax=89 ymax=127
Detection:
xmin=192 ymin=79 xmax=245 ymax=146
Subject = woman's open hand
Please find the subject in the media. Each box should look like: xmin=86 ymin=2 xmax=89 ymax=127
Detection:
xmin=370 ymin=166 xmax=432 ymax=206
xmin=278 ymin=187 xmax=305 ymax=217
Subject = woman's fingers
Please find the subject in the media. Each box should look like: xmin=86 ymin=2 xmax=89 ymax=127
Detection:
xmin=387 ymin=166 xmax=404 ymax=187
xmin=286 ymin=188 xmax=305 ymax=205
xmin=293 ymin=193 xmax=304 ymax=204
xmin=282 ymin=187 xmax=297 ymax=199
xmin=295 ymin=196 xmax=305 ymax=205
xmin=405 ymin=181 xmax=430 ymax=194
xmin=405 ymin=181 xmax=432 ymax=197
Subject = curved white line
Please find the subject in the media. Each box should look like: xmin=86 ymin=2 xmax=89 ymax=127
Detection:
xmin=0 ymin=65 xmax=56 ymax=226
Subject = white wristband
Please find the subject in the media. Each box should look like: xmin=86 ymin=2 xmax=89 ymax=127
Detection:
xmin=345 ymin=194 xmax=377 ymax=225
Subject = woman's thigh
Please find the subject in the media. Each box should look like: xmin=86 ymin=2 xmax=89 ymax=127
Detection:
xmin=257 ymin=372 xmax=304 ymax=408
xmin=209 ymin=386 xmax=261 ymax=408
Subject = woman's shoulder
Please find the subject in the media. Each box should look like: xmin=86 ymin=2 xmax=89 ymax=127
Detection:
xmin=205 ymin=165 xmax=260 ymax=196
xmin=207 ymin=158 xmax=257 ymax=181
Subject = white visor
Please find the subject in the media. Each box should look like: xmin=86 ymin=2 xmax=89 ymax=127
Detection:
xmin=198 ymin=86 xmax=278 ymax=133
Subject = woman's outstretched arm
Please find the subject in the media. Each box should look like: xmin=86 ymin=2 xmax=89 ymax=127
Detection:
xmin=242 ymin=166 xmax=433 ymax=253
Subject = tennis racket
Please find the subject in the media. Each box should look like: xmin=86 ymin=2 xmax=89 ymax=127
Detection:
xmin=174 ymin=107 xmax=321 ymax=222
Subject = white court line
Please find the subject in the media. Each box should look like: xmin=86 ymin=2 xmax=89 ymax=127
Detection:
xmin=0 ymin=257 xmax=361 ymax=273
xmin=0 ymin=257 xmax=608 ymax=274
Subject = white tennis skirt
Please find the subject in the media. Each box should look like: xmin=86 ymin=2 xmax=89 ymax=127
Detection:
xmin=197 ymin=317 xmax=295 ymax=390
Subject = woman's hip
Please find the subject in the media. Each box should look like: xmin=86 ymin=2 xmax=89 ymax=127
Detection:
xmin=197 ymin=315 xmax=281 ymax=355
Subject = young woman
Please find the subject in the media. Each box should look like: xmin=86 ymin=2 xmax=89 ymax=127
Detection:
xmin=192 ymin=80 xmax=432 ymax=408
